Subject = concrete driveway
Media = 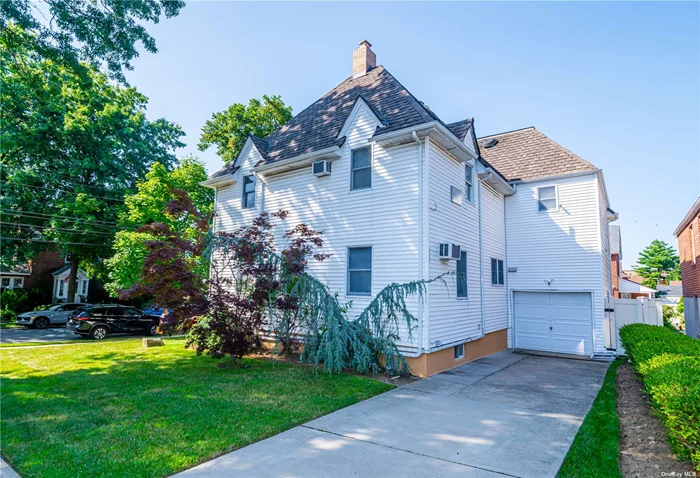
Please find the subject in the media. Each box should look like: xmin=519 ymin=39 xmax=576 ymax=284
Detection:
xmin=176 ymin=351 xmax=609 ymax=478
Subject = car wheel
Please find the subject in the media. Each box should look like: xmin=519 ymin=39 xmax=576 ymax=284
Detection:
xmin=90 ymin=325 xmax=109 ymax=340
xmin=148 ymin=323 xmax=159 ymax=336
xmin=34 ymin=317 xmax=49 ymax=329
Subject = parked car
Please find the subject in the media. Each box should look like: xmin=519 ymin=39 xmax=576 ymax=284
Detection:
xmin=142 ymin=306 xmax=165 ymax=317
xmin=16 ymin=303 xmax=91 ymax=329
xmin=66 ymin=305 xmax=161 ymax=340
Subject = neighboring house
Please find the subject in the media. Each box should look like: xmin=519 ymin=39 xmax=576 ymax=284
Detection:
xmin=52 ymin=266 xmax=90 ymax=303
xmin=618 ymin=278 xmax=655 ymax=299
xmin=674 ymin=197 xmax=700 ymax=338
xmin=0 ymin=265 xmax=30 ymax=291
xmin=657 ymin=281 xmax=683 ymax=306
xmin=0 ymin=251 xmax=91 ymax=303
xmin=610 ymin=225 xmax=623 ymax=298
xmin=203 ymin=41 xmax=618 ymax=376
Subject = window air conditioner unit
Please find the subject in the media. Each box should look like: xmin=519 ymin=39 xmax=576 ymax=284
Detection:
xmin=312 ymin=160 xmax=331 ymax=177
xmin=439 ymin=243 xmax=461 ymax=260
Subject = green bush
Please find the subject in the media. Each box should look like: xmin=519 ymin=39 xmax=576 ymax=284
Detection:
xmin=619 ymin=324 xmax=700 ymax=469
xmin=1 ymin=289 xmax=28 ymax=312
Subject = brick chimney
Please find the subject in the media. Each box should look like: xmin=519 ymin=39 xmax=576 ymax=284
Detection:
xmin=352 ymin=40 xmax=376 ymax=78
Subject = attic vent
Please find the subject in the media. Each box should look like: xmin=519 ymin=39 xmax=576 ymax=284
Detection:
xmin=483 ymin=138 xmax=499 ymax=148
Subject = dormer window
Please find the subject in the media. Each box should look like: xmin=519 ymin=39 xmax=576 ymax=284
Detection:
xmin=242 ymin=175 xmax=256 ymax=209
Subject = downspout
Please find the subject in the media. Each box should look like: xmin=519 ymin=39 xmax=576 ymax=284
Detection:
xmin=412 ymin=131 xmax=424 ymax=357
xmin=478 ymin=172 xmax=491 ymax=338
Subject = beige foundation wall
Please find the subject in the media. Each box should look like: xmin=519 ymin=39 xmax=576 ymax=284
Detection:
xmin=405 ymin=329 xmax=507 ymax=377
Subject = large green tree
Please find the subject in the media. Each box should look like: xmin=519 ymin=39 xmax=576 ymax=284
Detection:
xmin=104 ymin=157 xmax=213 ymax=296
xmin=635 ymin=239 xmax=680 ymax=288
xmin=0 ymin=0 xmax=184 ymax=82
xmin=198 ymin=95 xmax=292 ymax=164
xmin=0 ymin=26 xmax=184 ymax=302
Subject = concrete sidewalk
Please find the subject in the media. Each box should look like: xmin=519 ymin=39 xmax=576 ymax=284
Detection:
xmin=176 ymin=351 xmax=609 ymax=478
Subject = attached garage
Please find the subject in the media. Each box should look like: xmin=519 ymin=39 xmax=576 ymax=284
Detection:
xmin=512 ymin=291 xmax=593 ymax=355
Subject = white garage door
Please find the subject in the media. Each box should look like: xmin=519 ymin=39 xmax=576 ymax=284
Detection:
xmin=513 ymin=292 xmax=593 ymax=355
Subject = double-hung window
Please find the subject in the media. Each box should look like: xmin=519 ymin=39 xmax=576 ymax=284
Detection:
xmin=347 ymin=247 xmax=372 ymax=296
xmin=537 ymin=186 xmax=557 ymax=212
xmin=465 ymin=164 xmax=474 ymax=203
xmin=351 ymin=147 xmax=372 ymax=190
xmin=242 ymin=175 xmax=256 ymax=209
xmin=491 ymin=259 xmax=504 ymax=285
xmin=1 ymin=278 xmax=9 ymax=288
xmin=456 ymin=251 xmax=468 ymax=298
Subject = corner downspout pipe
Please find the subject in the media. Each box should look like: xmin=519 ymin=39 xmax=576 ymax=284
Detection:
xmin=412 ymin=131 xmax=424 ymax=356
xmin=478 ymin=172 xmax=492 ymax=338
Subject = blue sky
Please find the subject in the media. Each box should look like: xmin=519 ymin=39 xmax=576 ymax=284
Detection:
xmin=126 ymin=1 xmax=699 ymax=268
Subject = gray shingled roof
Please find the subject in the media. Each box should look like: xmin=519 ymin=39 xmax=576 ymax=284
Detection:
xmin=446 ymin=118 xmax=474 ymax=141
xmin=209 ymin=65 xmax=444 ymax=180
xmin=477 ymin=127 xmax=597 ymax=182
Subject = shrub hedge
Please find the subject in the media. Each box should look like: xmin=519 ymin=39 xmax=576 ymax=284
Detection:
xmin=619 ymin=324 xmax=700 ymax=469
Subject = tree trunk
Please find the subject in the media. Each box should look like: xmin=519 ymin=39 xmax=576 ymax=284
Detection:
xmin=67 ymin=255 xmax=79 ymax=303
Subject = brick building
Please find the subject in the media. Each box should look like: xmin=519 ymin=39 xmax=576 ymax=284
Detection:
xmin=674 ymin=197 xmax=700 ymax=338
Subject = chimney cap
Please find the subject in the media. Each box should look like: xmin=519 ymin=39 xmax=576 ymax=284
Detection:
xmin=358 ymin=40 xmax=372 ymax=47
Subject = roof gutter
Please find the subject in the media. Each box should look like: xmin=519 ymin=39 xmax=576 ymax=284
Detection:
xmin=200 ymin=175 xmax=235 ymax=189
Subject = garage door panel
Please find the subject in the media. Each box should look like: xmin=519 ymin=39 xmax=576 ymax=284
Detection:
xmin=550 ymin=306 xmax=591 ymax=321
xmin=515 ymin=333 xmax=551 ymax=351
xmin=513 ymin=292 xmax=592 ymax=356
xmin=552 ymin=336 xmax=591 ymax=355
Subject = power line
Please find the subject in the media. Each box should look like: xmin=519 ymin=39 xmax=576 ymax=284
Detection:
xmin=0 ymin=209 xmax=118 ymax=227
xmin=0 ymin=222 xmax=116 ymax=236
xmin=1 ymin=181 xmax=125 ymax=203
xmin=6 ymin=173 xmax=138 ymax=195
xmin=0 ymin=236 xmax=111 ymax=247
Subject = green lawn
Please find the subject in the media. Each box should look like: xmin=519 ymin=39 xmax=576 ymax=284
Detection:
xmin=0 ymin=341 xmax=69 ymax=348
xmin=558 ymin=359 xmax=624 ymax=478
xmin=1 ymin=338 xmax=393 ymax=477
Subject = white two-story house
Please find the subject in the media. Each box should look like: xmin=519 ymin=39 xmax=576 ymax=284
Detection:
xmin=203 ymin=41 xmax=617 ymax=376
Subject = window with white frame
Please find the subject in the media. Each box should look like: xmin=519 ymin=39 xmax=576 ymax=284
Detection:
xmin=465 ymin=164 xmax=474 ymax=203
xmin=347 ymin=247 xmax=372 ymax=296
xmin=81 ymin=279 xmax=88 ymax=296
xmin=58 ymin=280 xmax=65 ymax=297
xmin=450 ymin=186 xmax=463 ymax=205
xmin=1 ymin=278 xmax=9 ymax=288
xmin=454 ymin=343 xmax=465 ymax=360
xmin=537 ymin=186 xmax=557 ymax=212
xmin=456 ymin=250 xmax=468 ymax=298
xmin=491 ymin=259 xmax=504 ymax=285
xmin=242 ymin=175 xmax=256 ymax=209
xmin=691 ymin=223 xmax=697 ymax=264
xmin=13 ymin=278 xmax=23 ymax=289
xmin=351 ymin=147 xmax=372 ymax=191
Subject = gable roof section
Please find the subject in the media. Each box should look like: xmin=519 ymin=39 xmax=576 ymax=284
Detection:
xmin=477 ymin=127 xmax=597 ymax=182
xmin=446 ymin=118 xmax=474 ymax=141
xmin=207 ymin=65 xmax=443 ymax=181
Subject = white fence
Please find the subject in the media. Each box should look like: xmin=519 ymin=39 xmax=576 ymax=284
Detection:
xmin=609 ymin=297 xmax=663 ymax=354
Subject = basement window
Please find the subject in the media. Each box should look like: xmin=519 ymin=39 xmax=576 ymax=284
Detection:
xmin=454 ymin=343 xmax=465 ymax=360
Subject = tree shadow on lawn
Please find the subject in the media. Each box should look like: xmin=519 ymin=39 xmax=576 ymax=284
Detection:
xmin=1 ymin=344 xmax=392 ymax=478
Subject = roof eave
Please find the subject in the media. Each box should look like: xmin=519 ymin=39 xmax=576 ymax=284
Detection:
xmin=674 ymin=196 xmax=700 ymax=237
xmin=200 ymin=175 xmax=236 ymax=189
xmin=252 ymin=146 xmax=342 ymax=176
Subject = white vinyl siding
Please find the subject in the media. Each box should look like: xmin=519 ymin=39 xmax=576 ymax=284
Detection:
xmin=427 ymin=141 xmax=482 ymax=349
xmin=505 ymin=174 xmax=606 ymax=353
xmin=215 ymin=101 xmax=421 ymax=354
xmin=482 ymin=182 xmax=508 ymax=333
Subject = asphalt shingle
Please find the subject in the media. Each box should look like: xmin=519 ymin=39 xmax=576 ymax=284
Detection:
xmin=477 ymin=127 xmax=597 ymax=182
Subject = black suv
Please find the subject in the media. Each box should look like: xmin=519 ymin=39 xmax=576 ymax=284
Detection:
xmin=66 ymin=305 xmax=161 ymax=340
